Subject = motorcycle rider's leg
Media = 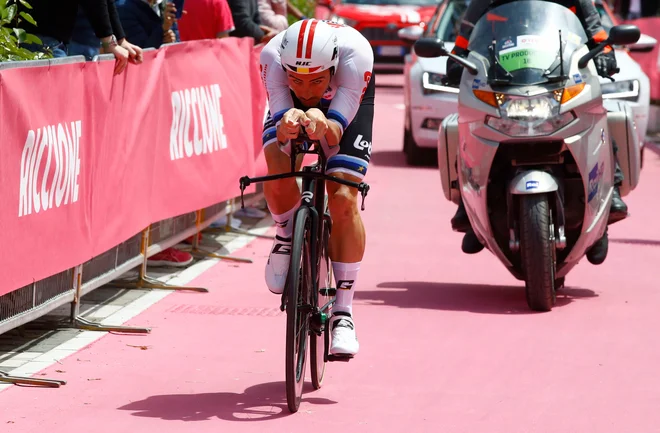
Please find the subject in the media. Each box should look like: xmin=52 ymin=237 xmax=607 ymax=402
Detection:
xmin=326 ymin=171 xmax=365 ymax=356
xmin=451 ymin=196 xmax=484 ymax=254
xmin=263 ymin=143 xmax=305 ymax=294
xmin=451 ymin=197 xmax=471 ymax=232
xmin=587 ymin=227 xmax=609 ymax=265
xmin=609 ymin=138 xmax=628 ymax=224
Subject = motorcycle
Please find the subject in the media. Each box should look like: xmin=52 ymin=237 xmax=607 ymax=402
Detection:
xmin=413 ymin=0 xmax=642 ymax=311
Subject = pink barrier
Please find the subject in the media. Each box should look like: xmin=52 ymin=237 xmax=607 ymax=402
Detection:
xmin=0 ymin=37 xmax=267 ymax=296
xmin=625 ymin=17 xmax=660 ymax=101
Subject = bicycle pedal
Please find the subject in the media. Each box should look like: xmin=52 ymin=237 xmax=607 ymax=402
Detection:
xmin=328 ymin=354 xmax=353 ymax=362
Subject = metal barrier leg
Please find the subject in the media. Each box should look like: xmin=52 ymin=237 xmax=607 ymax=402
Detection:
xmin=203 ymin=198 xmax=275 ymax=241
xmin=181 ymin=208 xmax=254 ymax=264
xmin=107 ymin=227 xmax=209 ymax=293
xmin=0 ymin=370 xmax=67 ymax=388
xmin=69 ymin=264 xmax=152 ymax=334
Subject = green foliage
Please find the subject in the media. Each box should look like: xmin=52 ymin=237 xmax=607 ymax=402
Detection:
xmin=288 ymin=0 xmax=316 ymax=25
xmin=0 ymin=0 xmax=51 ymax=61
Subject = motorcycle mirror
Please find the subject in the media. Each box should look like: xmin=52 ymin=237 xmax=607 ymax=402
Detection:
xmin=579 ymin=24 xmax=642 ymax=69
xmin=607 ymin=24 xmax=641 ymax=46
xmin=413 ymin=37 xmax=448 ymax=58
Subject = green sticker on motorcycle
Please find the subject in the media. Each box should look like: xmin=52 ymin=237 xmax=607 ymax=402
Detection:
xmin=498 ymin=48 xmax=556 ymax=72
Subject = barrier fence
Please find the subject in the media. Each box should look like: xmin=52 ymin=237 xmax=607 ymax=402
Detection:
xmin=0 ymin=37 xmax=271 ymax=387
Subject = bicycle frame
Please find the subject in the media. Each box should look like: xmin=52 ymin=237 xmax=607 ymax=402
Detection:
xmin=239 ymin=133 xmax=370 ymax=314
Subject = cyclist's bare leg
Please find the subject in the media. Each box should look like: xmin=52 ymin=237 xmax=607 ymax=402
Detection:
xmin=326 ymin=172 xmax=366 ymax=263
xmin=326 ymin=171 xmax=365 ymax=318
xmin=262 ymin=144 xmax=305 ymax=294
xmin=263 ymin=144 xmax=304 ymax=215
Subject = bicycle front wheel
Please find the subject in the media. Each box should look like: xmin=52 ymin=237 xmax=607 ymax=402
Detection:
xmin=285 ymin=206 xmax=313 ymax=413
xmin=310 ymin=211 xmax=332 ymax=390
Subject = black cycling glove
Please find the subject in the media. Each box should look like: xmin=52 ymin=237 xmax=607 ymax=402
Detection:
xmin=443 ymin=52 xmax=467 ymax=87
xmin=595 ymin=49 xmax=619 ymax=78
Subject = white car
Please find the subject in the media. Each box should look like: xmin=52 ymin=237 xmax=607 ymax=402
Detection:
xmin=400 ymin=0 xmax=655 ymax=166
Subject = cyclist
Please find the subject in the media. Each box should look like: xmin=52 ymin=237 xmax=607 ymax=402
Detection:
xmin=444 ymin=0 xmax=627 ymax=263
xmin=259 ymin=19 xmax=374 ymax=357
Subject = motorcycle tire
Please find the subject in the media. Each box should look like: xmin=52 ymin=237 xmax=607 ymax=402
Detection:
xmin=519 ymin=193 xmax=557 ymax=312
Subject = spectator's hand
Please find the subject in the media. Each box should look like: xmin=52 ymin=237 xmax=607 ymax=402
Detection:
xmin=163 ymin=29 xmax=177 ymax=44
xmin=302 ymin=108 xmax=328 ymax=141
xmin=163 ymin=2 xmax=177 ymax=31
xmin=119 ymin=39 xmax=143 ymax=64
xmin=259 ymin=25 xmax=278 ymax=44
xmin=278 ymin=108 xmax=306 ymax=141
xmin=102 ymin=37 xmax=130 ymax=75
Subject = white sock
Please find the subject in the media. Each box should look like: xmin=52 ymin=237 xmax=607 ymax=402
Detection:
xmin=332 ymin=261 xmax=360 ymax=316
xmin=269 ymin=202 xmax=300 ymax=239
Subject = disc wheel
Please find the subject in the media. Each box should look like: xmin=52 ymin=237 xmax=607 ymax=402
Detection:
xmin=285 ymin=207 xmax=313 ymax=413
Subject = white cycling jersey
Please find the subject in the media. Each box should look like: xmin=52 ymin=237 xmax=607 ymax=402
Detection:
xmin=259 ymin=21 xmax=375 ymax=137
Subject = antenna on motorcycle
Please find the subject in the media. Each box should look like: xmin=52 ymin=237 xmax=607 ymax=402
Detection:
xmin=578 ymin=24 xmax=641 ymax=70
xmin=558 ymin=29 xmax=564 ymax=79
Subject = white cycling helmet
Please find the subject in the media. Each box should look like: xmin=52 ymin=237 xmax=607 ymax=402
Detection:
xmin=280 ymin=19 xmax=339 ymax=75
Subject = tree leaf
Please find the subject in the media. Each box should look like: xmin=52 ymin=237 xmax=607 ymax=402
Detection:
xmin=19 ymin=11 xmax=35 ymax=26
xmin=12 ymin=27 xmax=25 ymax=43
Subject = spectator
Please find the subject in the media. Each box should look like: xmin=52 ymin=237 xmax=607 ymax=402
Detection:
xmin=226 ymin=0 xmax=277 ymax=44
xmin=115 ymin=0 xmax=180 ymax=49
xmin=15 ymin=0 xmax=141 ymax=74
xmin=177 ymin=0 xmax=235 ymax=41
xmin=114 ymin=0 xmax=195 ymax=268
xmin=257 ymin=0 xmax=306 ymax=33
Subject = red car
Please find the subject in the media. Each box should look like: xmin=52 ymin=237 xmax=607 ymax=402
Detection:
xmin=315 ymin=0 xmax=438 ymax=70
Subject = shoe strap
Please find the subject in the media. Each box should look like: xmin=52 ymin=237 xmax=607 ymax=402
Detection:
xmin=275 ymin=235 xmax=291 ymax=243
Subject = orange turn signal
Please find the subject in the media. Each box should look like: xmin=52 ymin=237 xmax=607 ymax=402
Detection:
xmin=473 ymin=90 xmax=499 ymax=107
xmin=560 ymin=83 xmax=586 ymax=104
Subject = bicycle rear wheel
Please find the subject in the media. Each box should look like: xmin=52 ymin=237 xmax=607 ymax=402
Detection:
xmin=310 ymin=211 xmax=332 ymax=390
xmin=285 ymin=206 xmax=313 ymax=413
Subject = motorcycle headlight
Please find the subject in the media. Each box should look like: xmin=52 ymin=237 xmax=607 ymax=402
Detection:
xmin=329 ymin=15 xmax=357 ymax=27
xmin=422 ymin=72 xmax=459 ymax=95
xmin=601 ymin=79 xmax=639 ymax=102
xmin=484 ymin=93 xmax=576 ymax=137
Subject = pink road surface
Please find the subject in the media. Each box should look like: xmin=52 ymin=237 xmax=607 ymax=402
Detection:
xmin=2 ymin=74 xmax=660 ymax=433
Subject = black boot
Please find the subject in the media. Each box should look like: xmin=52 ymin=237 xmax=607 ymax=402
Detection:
xmin=461 ymin=229 xmax=484 ymax=254
xmin=608 ymin=186 xmax=628 ymax=224
xmin=451 ymin=198 xmax=471 ymax=233
xmin=586 ymin=228 xmax=608 ymax=265
xmin=608 ymin=139 xmax=629 ymax=225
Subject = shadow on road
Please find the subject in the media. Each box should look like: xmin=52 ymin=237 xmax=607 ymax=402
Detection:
xmin=356 ymin=281 xmax=598 ymax=315
xmin=117 ymin=381 xmax=337 ymax=422
xmin=610 ymin=238 xmax=660 ymax=247
xmin=370 ymin=149 xmax=439 ymax=169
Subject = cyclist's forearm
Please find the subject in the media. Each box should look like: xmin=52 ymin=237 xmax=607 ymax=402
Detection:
xmin=325 ymin=121 xmax=342 ymax=147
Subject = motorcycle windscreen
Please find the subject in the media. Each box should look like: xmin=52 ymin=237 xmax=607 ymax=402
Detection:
xmin=467 ymin=1 xmax=589 ymax=86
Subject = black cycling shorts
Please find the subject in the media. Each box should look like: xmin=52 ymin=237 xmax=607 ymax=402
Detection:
xmin=262 ymin=72 xmax=375 ymax=180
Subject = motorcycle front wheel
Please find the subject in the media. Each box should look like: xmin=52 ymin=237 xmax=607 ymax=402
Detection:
xmin=519 ymin=193 xmax=557 ymax=312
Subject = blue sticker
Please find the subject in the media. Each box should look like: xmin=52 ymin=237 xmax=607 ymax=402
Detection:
xmin=472 ymin=79 xmax=481 ymax=90
xmin=573 ymin=73 xmax=583 ymax=84
xmin=501 ymin=38 xmax=515 ymax=49
xmin=587 ymin=161 xmax=604 ymax=202
xmin=526 ymin=180 xmax=539 ymax=190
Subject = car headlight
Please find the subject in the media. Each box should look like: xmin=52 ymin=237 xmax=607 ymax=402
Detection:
xmin=484 ymin=93 xmax=576 ymax=137
xmin=421 ymin=72 xmax=459 ymax=95
xmin=601 ymin=79 xmax=639 ymax=102
xmin=329 ymin=15 xmax=357 ymax=27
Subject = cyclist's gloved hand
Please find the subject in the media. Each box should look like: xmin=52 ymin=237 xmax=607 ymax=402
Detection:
xmin=595 ymin=49 xmax=619 ymax=78
xmin=443 ymin=58 xmax=463 ymax=87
